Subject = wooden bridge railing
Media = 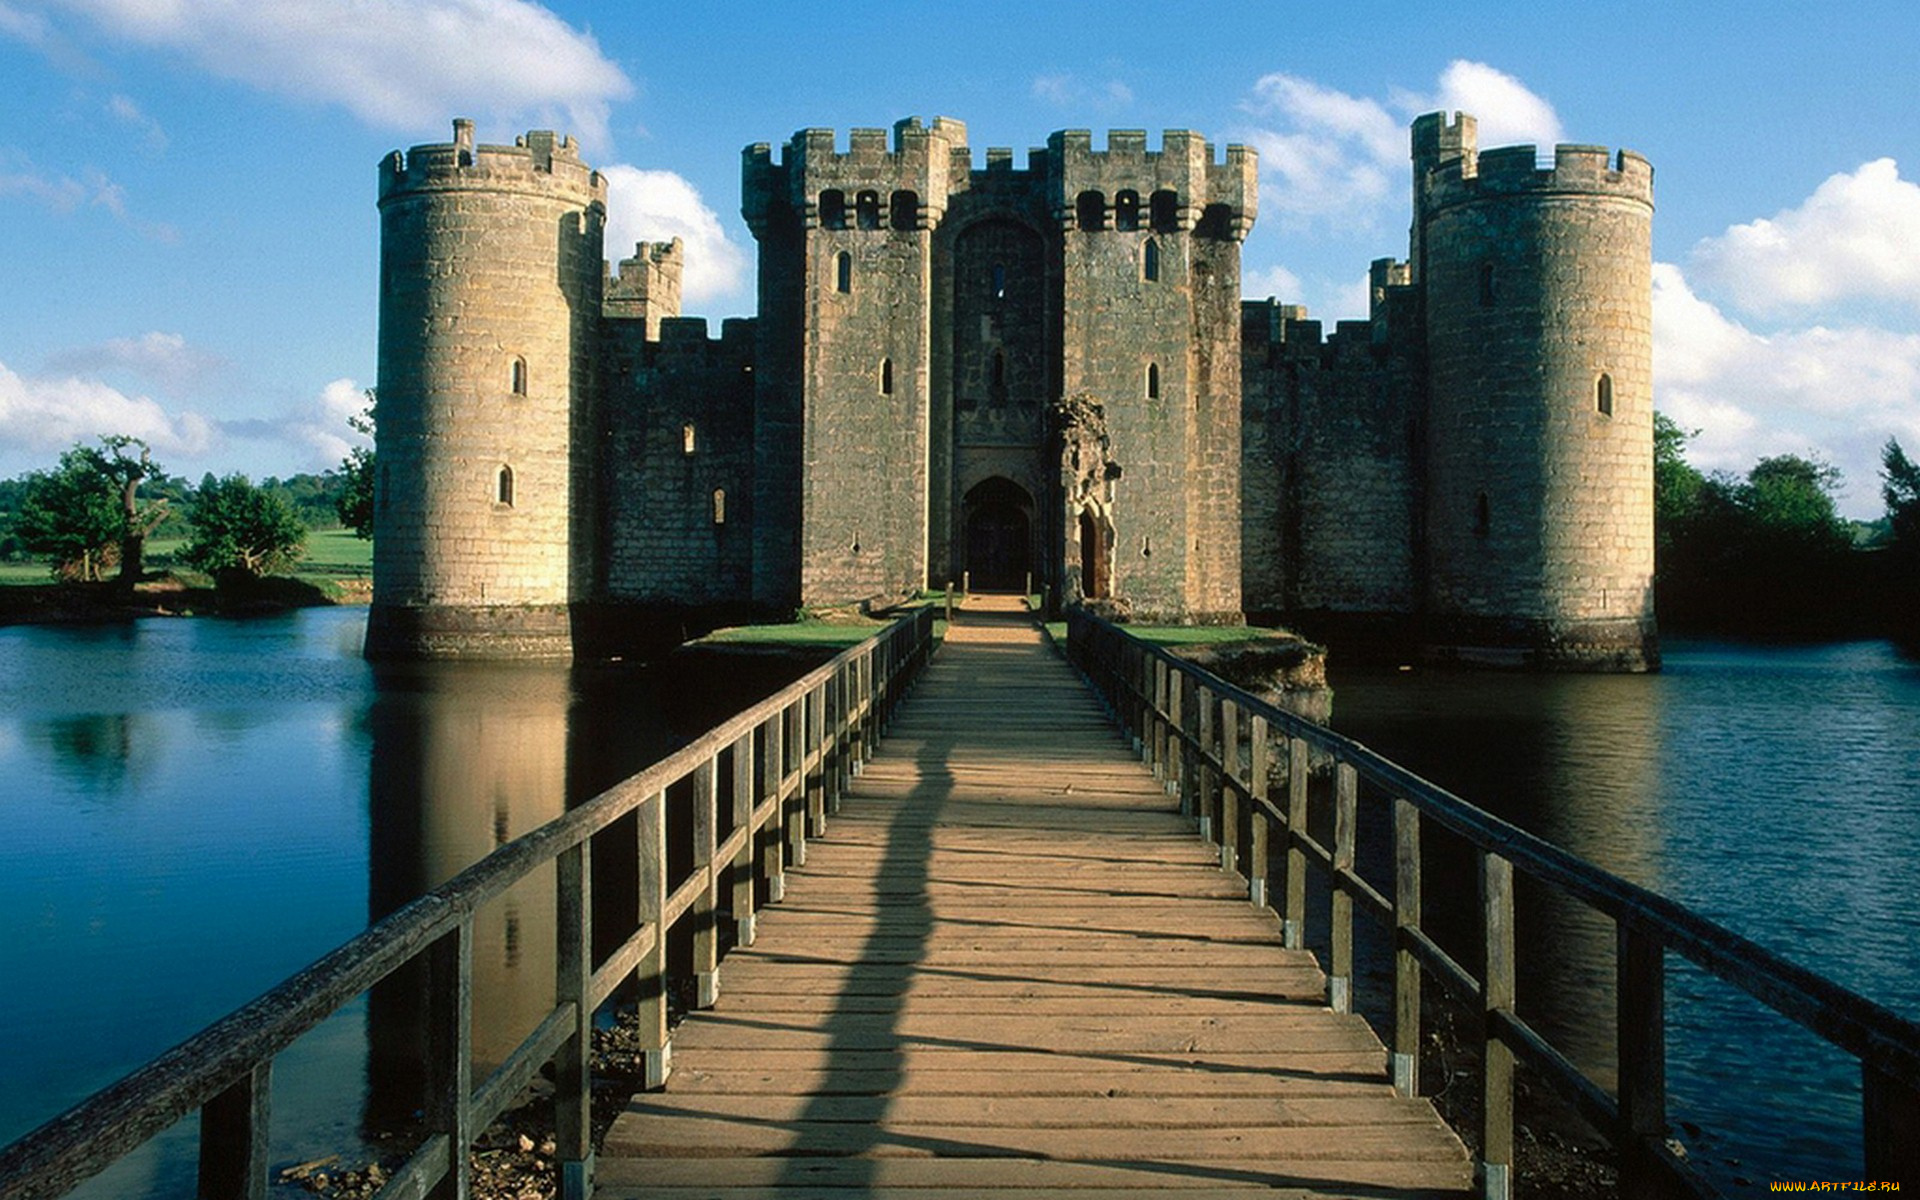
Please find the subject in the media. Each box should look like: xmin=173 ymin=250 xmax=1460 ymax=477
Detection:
xmin=1067 ymin=609 xmax=1920 ymax=1199
xmin=0 ymin=607 xmax=936 ymax=1200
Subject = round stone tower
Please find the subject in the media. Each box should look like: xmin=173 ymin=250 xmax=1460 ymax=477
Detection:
xmin=367 ymin=120 xmax=605 ymax=660
xmin=1414 ymin=112 xmax=1657 ymax=670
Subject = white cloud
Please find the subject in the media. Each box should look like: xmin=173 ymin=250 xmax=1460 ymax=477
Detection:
xmin=106 ymin=93 xmax=168 ymax=154
xmin=44 ymin=331 xmax=225 ymax=394
xmin=0 ymin=359 xmax=217 ymax=464
xmin=41 ymin=0 xmax=632 ymax=147
xmin=1238 ymin=61 xmax=1561 ymax=228
xmin=1032 ymin=72 xmax=1135 ymax=113
xmin=0 ymin=153 xmax=177 ymax=241
xmin=601 ymin=164 xmax=749 ymax=308
xmin=281 ymin=377 xmax=368 ymax=467
xmin=1653 ymin=262 xmax=1920 ymax=516
xmin=0 ymin=1 xmax=51 ymax=45
xmin=1242 ymin=263 xmax=1304 ymax=301
xmin=1689 ymin=159 xmax=1920 ymax=316
xmin=1401 ymin=60 xmax=1564 ymax=154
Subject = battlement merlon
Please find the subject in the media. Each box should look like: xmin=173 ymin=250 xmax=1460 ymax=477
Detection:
xmin=740 ymin=116 xmax=968 ymax=235
xmin=378 ymin=119 xmax=606 ymax=206
xmin=1425 ymin=140 xmax=1654 ymax=211
xmin=1045 ymin=129 xmax=1256 ymax=237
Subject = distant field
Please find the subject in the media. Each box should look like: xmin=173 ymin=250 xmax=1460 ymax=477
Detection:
xmin=0 ymin=528 xmax=372 ymax=589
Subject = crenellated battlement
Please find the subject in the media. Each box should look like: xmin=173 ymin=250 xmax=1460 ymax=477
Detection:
xmin=1045 ymin=129 xmax=1257 ymax=238
xmin=379 ymin=119 xmax=605 ymax=205
xmin=644 ymin=316 xmax=756 ymax=364
xmin=604 ymin=239 xmax=684 ymax=337
xmin=1425 ymin=138 xmax=1653 ymax=211
xmin=742 ymin=116 xmax=968 ymax=233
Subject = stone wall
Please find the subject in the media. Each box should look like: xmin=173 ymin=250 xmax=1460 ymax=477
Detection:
xmin=600 ymin=317 xmax=756 ymax=607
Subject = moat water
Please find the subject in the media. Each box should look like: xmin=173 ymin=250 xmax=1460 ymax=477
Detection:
xmin=1 ymin=608 xmax=1914 ymax=1194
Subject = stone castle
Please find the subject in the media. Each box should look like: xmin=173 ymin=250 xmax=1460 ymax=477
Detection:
xmin=366 ymin=111 xmax=1656 ymax=670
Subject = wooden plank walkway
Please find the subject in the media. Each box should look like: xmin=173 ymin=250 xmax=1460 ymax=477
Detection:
xmin=599 ymin=597 xmax=1471 ymax=1198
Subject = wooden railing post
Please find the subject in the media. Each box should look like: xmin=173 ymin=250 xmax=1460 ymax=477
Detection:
xmin=554 ymin=841 xmax=592 ymax=1200
xmin=424 ymin=922 xmax=473 ymax=1199
xmin=1163 ymin=667 xmax=1182 ymax=801
xmin=1248 ymin=715 xmax=1270 ymax=909
xmin=731 ymin=732 xmax=758 ymax=947
xmin=1480 ymin=852 xmax=1516 ymax=1200
xmin=198 ymin=1060 xmax=270 ymax=1200
xmin=1196 ymin=684 xmax=1217 ymax=843
xmin=765 ymin=711 xmax=787 ymax=904
xmin=1863 ymin=1064 xmax=1920 ymax=1184
xmin=1220 ymin=698 xmax=1240 ymax=877
xmin=636 ymin=790 xmax=671 ymax=1090
xmin=1284 ymin=736 xmax=1308 ymax=950
xmin=786 ymin=700 xmax=809 ymax=867
xmin=1393 ymin=796 xmax=1422 ymax=1098
xmin=1618 ymin=925 xmax=1667 ymax=1192
xmin=691 ymin=754 xmax=720 ymax=1009
xmin=1330 ymin=762 xmax=1357 ymax=1014
xmin=808 ymin=682 xmax=829 ymax=834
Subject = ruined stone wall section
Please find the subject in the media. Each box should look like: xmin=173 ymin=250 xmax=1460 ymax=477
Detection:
xmin=370 ymin=120 xmax=604 ymax=659
xmin=1421 ymin=128 xmax=1656 ymax=665
xmin=600 ymin=317 xmax=756 ymax=606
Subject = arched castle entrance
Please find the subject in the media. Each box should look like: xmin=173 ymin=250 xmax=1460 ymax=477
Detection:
xmin=962 ymin=477 xmax=1034 ymax=592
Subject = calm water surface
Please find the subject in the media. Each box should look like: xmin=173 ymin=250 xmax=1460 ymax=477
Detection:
xmin=1331 ymin=637 xmax=1920 ymax=1188
xmin=3 ymin=614 xmax=1915 ymax=1194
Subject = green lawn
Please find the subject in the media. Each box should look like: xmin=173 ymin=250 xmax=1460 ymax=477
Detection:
xmin=699 ymin=619 xmax=888 ymax=648
xmin=0 ymin=527 xmax=372 ymax=590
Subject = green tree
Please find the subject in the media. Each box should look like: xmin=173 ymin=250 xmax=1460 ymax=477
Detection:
xmin=1653 ymin=412 xmax=1705 ymax=570
xmin=13 ymin=450 xmax=126 ymax=581
xmin=184 ymin=473 xmax=307 ymax=578
xmin=335 ymin=393 xmax=375 ymax=539
xmin=1884 ymin=438 xmax=1920 ymax=560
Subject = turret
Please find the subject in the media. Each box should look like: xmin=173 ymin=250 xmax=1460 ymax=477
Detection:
xmin=368 ymin=120 xmax=606 ymax=660
xmin=1414 ymin=112 xmax=1657 ymax=668
xmin=604 ymin=239 xmax=683 ymax=339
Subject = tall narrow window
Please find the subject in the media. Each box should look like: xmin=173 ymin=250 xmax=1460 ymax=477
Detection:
xmin=989 ymin=350 xmax=1007 ymax=406
xmin=991 ymin=264 xmax=1007 ymax=299
xmin=1115 ymin=190 xmax=1140 ymax=231
xmin=856 ymin=190 xmax=880 ymax=230
xmin=1076 ymin=190 xmax=1106 ymax=231
xmin=1478 ymin=262 xmax=1497 ymax=308
xmin=890 ymin=190 xmax=919 ymax=231
xmin=1146 ymin=362 xmax=1160 ymax=400
xmin=1596 ymin=373 xmax=1615 ymax=417
xmin=819 ymin=189 xmax=847 ymax=229
xmin=497 ymin=464 xmax=515 ymax=508
xmin=835 ymin=251 xmax=852 ymax=294
xmin=880 ymin=357 xmax=894 ymax=396
xmin=682 ymin=423 xmax=697 ymax=455
xmin=1474 ymin=492 xmax=1490 ymax=539
xmin=1143 ymin=238 xmax=1161 ymax=282
xmin=510 ymin=357 xmax=528 ymax=396
xmin=712 ymin=488 xmax=726 ymax=525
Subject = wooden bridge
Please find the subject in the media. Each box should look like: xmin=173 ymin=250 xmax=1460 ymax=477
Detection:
xmin=5 ymin=596 xmax=1917 ymax=1200
xmin=595 ymin=597 xmax=1469 ymax=1197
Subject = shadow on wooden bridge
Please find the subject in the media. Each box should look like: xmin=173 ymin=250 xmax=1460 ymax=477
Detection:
xmin=598 ymin=596 xmax=1471 ymax=1199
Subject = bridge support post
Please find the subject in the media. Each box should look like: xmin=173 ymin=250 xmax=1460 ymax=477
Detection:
xmin=1196 ymin=686 xmax=1215 ymax=843
xmin=636 ymin=790 xmax=672 ymax=1090
xmin=1283 ymin=737 xmax=1308 ymax=950
xmin=692 ymin=756 xmax=720 ymax=1010
xmin=766 ymin=709 xmax=787 ymax=902
xmin=731 ymin=732 xmax=757 ymax=947
xmin=1248 ymin=715 xmax=1270 ymax=909
xmin=1220 ymin=699 xmax=1240 ymax=878
xmin=1393 ymin=797 xmax=1422 ymax=1098
xmin=199 ymin=1060 xmax=271 ymax=1200
xmin=1480 ymin=852 xmax=1516 ymax=1200
xmin=555 ymin=841 xmax=593 ymax=1200
xmin=424 ymin=922 xmax=474 ymax=1198
xmin=1618 ymin=926 xmax=1667 ymax=1193
xmin=805 ymin=685 xmax=827 ymax=838
xmin=1330 ymin=762 xmax=1357 ymax=1014
xmin=1864 ymin=1063 xmax=1920 ymax=1185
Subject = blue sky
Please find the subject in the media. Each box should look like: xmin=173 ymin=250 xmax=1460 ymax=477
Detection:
xmin=2 ymin=1 xmax=1918 ymax=516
